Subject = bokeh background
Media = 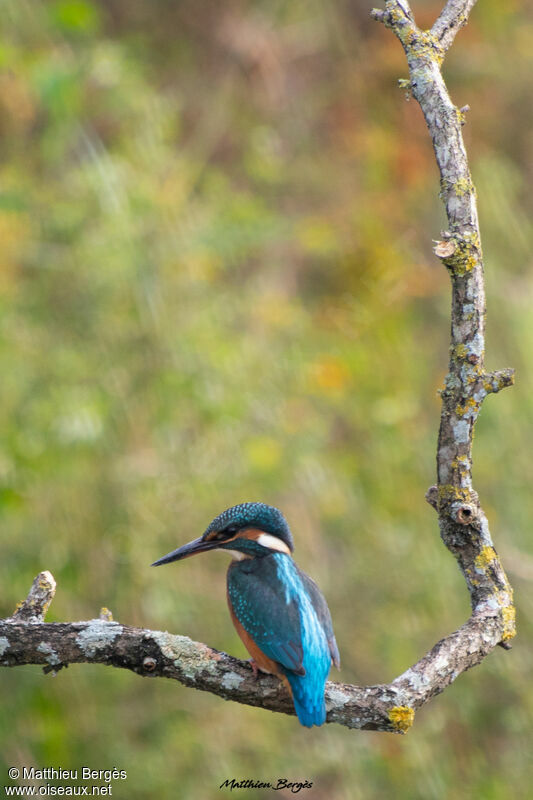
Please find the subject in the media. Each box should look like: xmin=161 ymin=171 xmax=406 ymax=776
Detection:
xmin=1 ymin=1 xmax=532 ymax=798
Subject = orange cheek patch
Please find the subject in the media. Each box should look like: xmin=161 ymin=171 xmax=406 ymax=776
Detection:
xmin=239 ymin=528 xmax=265 ymax=541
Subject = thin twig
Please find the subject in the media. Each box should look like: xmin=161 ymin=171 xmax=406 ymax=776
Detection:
xmin=432 ymin=0 xmax=479 ymax=52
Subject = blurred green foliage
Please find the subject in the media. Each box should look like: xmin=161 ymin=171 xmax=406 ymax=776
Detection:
xmin=1 ymin=0 xmax=532 ymax=798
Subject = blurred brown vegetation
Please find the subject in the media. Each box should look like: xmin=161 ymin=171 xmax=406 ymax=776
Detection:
xmin=1 ymin=1 xmax=532 ymax=798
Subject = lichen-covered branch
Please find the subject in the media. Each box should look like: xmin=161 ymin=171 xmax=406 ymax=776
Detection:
xmin=371 ymin=3 xmax=515 ymax=637
xmin=432 ymin=0 xmax=479 ymax=52
xmin=0 ymin=1 xmax=516 ymax=734
xmin=0 ymin=572 xmax=511 ymax=734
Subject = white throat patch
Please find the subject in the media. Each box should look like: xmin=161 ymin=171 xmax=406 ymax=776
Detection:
xmin=226 ymin=549 xmax=250 ymax=561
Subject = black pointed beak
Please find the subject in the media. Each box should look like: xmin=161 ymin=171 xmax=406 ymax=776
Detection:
xmin=151 ymin=536 xmax=219 ymax=566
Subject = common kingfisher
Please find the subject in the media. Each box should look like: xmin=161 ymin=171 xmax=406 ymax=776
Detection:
xmin=152 ymin=502 xmax=340 ymax=727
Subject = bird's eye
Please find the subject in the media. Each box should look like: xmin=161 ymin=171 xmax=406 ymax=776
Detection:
xmin=212 ymin=525 xmax=238 ymax=541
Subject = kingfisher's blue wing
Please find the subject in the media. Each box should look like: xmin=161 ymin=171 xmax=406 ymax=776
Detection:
xmin=297 ymin=567 xmax=340 ymax=669
xmin=227 ymin=555 xmax=305 ymax=675
xmin=229 ymin=553 xmax=336 ymax=728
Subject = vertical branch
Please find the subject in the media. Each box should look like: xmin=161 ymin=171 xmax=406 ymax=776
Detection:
xmin=372 ymin=1 xmax=515 ymax=643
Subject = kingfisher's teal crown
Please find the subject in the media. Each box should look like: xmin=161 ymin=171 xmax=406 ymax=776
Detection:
xmin=204 ymin=502 xmax=294 ymax=552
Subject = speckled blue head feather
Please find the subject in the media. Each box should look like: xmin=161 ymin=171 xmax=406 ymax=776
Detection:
xmin=203 ymin=502 xmax=294 ymax=553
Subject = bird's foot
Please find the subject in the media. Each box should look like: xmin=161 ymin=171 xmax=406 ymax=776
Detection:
xmin=248 ymin=658 xmax=259 ymax=680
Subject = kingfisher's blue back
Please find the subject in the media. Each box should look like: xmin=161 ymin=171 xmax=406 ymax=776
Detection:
xmin=228 ymin=551 xmax=339 ymax=727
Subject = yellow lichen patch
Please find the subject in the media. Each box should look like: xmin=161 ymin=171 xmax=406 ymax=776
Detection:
xmin=475 ymin=546 xmax=497 ymax=571
xmin=451 ymin=454 xmax=470 ymax=487
xmin=453 ymin=344 xmax=468 ymax=360
xmin=453 ymin=176 xmax=474 ymax=198
xmin=438 ymin=484 xmax=474 ymax=508
xmin=456 ymin=397 xmax=478 ymax=417
xmin=437 ymin=231 xmax=481 ymax=278
xmin=501 ymin=604 xmax=516 ymax=642
xmin=99 ymin=607 xmax=114 ymax=622
xmin=402 ymin=29 xmax=445 ymax=65
xmin=451 ymin=454 xmax=469 ymax=469
xmin=484 ymin=373 xmax=516 ymax=394
xmin=422 ymin=31 xmax=445 ymax=65
xmin=41 ymin=597 xmax=53 ymax=617
xmin=454 ymin=254 xmax=477 ymax=276
xmin=493 ymin=585 xmax=516 ymax=642
xmin=471 ymin=233 xmax=481 ymax=250
xmin=466 ymin=364 xmax=485 ymax=385
xmin=389 ymin=5 xmax=404 ymax=24
xmin=388 ymin=706 xmax=415 ymax=733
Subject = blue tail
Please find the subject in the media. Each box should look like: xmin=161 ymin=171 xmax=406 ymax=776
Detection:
xmin=285 ymin=671 xmax=327 ymax=728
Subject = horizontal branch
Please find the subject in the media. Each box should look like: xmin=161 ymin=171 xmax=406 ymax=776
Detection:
xmin=0 ymin=572 xmax=511 ymax=735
